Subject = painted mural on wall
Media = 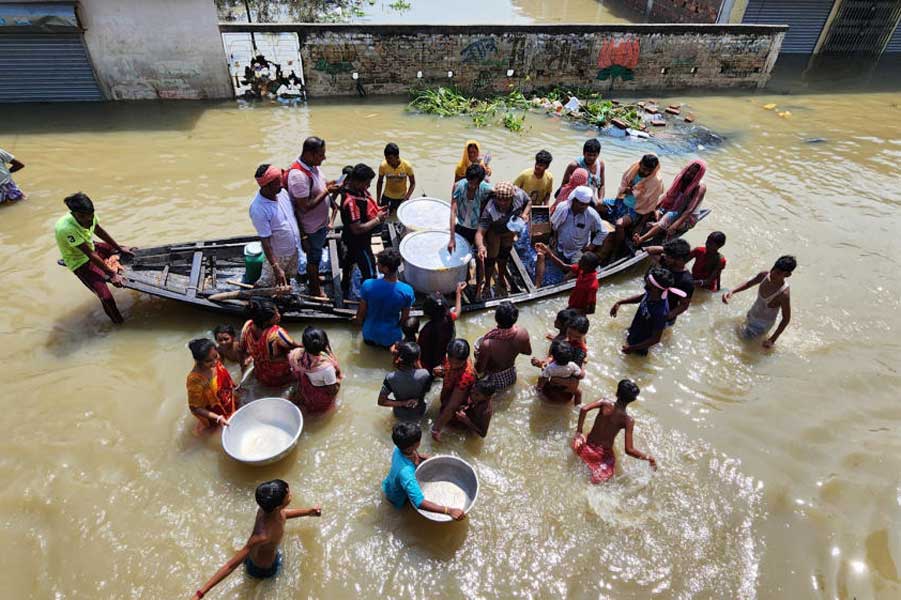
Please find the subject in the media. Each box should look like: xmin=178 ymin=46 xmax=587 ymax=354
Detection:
xmin=596 ymin=38 xmax=640 ymax=82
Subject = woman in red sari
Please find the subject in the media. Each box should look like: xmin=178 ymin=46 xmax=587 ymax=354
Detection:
xmin=186 ymin=338 xmax=237 ymax=434
xmin=240 ymin=298 xmax=300 ymax=388
xmin=288 ymin=326 xmax=343 ymax=415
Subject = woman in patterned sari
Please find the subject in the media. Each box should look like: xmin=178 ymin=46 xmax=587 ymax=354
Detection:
xmin=186 ymin=338 xmax=237 ymax=434
xmin=240 ymin=298 xmax=300 ymax=388
xmin=288 ymin=326 xmax=343 ymax=415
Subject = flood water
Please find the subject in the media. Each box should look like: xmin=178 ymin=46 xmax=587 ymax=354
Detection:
xmin=2 ymin=71 xmax=901 ymax=599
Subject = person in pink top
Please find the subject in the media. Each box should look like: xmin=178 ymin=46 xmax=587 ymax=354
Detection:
xmin=285 ymin=137 xmax=339 ymax=299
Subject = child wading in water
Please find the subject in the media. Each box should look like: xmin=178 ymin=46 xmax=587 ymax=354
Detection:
xmin=723 ymin=255 xmax=795 ymax=348
xmin=417 ymin=282 xmax=465 ymax=372
xmin=535 ymin=244 xmax=601 ymax=314
xmin=379 ymin=342 xmax=434 ymax=421
xmin=191 ymin=480 xmax=321 ymax=599
xmin=687 ymin=231 xmax=727 ymax=291
xmin=536 ymin=340 xmax=585 ymax=405
xmin=573 ymin=379 xmax=657 ymax=483
xmin=610 ymin=266 xmax=685 ymax=356
xmin=213 ymin=324 xmax=247 ymax=365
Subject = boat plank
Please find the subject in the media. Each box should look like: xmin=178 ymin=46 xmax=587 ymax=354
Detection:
xmin=186 ymin=248 xmax=204 ymax=299
xmin=509 ymin=250 xmax=537 ymax=294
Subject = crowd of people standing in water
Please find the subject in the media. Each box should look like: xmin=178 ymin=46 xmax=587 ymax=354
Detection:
xmin=45 ymin=134 xmax=796 ymax=599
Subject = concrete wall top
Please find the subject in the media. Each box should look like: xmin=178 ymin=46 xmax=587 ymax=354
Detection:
xmin=220 ymin=22 xmax=790 ymax=35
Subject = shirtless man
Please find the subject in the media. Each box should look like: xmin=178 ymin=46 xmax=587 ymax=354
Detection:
xmin=191 ymin=480 xmax=321 ymax=599
xmin=572 ymin=379 xmax=657 ymax=483
xmin=474 ymin=301 xmax=532 ymax=392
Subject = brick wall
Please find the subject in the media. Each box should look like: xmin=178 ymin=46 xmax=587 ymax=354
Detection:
xmin=220 ymin=24 xmax=786 ymax=97
xmin=615 ymin=0 xmax=723 ymax=23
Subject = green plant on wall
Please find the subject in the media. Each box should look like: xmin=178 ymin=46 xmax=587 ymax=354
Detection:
xmin=388 ymin=0 xmax=411 ymax=10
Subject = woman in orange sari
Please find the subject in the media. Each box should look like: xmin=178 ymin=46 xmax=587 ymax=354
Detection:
xmin=288 ymin=326 xmax=343 ymax=415
xmin=186 ymin=338 xmax=237 ymax=433
xmin=240 ymin=298 xmax=300 ymax=388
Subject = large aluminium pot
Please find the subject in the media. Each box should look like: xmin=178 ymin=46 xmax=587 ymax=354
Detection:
xmin=396 ymin=196 xmax=451 ymax=235
xmin=399 ymin=230 xmax=471 ymax=294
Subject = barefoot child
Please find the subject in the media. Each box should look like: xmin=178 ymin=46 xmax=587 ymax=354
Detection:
xmin=572 ymin=379 xmax=656 ymax=483
xmin=687 ymin=231 xmax=727 ymax=291
xmin=191 ymin=480 xmax=321 ymax=599
xmin=610 ymin=267 xmax=685 ymax=356
xmin=383 ymin=422 xmax=466 ymax=520
xmin=453 ymin=378 xmax=498 ymax=438
xmin=564 ymin=314 xmax=590 ymax=366
xmin=722 ymin=255 xmax=795 ymax=348
xmin=417 ymin=282 xmax=465 ymax=372
xmin=379 ymin=342 xmax=433 ymax=421
xmin=535 ymin=244 xmax=600 ymax=314
xmin=213 ymin=324 xmax=245 ymax=364
xmin=537 ymin=340 xmax=585 ymax=405
xmin=431 ymin=338 xmax=477 ymax=441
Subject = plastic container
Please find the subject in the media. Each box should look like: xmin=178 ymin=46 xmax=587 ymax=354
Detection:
xmin=243 ymin=241 xmax=264 ymax=284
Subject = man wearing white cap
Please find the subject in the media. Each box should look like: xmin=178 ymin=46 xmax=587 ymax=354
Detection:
xmin=535 ymin=185 xmax=607 ymax=287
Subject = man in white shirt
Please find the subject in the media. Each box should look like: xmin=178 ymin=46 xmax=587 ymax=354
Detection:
xmin=534 ymin=186 xmax=607 ymax=286
xmin=249 ymin=164 xmax=301 ymax=288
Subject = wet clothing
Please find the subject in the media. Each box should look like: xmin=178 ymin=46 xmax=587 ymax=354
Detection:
xmin=0 ymin=178 xmax=23 ymax=202
xmin=417 ymin=312 xmax=457 ymax=372
xmin=666 ymin=269 xmax=695 ymax=325
xmin=186 ymin=361 xmax=237 ymax=429
xmin=245 ymin=551 xmax=281 ymax=579
xmin=360 ymin=278 xmax=416 ymax=348
xmin=72 ymin=242 xmax=116 ymax=302
xmin=572 ymin=435 xmax=616 ymax=484
xmin=439 ymin=358 xmax=477 ymax=412
xmin=55 ymin=213 xmax=98 ymax=271
xmin=288 ymin=349 xmax=340 ymax=414
xmin=382 ymin=367 xmax=433 ymax=420
xmin=542 ymin=360 xmax=581 ymax=379
xmin=382 ymin=447 xmax=424 ymax=509
xmin=483 ymin=365 xmax=517 ymax=391
xmin=568 ymin=338 xmax=588 ymax=367
xmin=568 ymin=264 xmax=599 ymax=310
xmin=627 ymin=294 xmax=669 ymax=355
xmin=743 ymin=276 xmax=788 ymax=338
xmin=241 ymin=321 xmax=295 ymax=387
xmin=689 ymin=247 xmax=726 ymax=291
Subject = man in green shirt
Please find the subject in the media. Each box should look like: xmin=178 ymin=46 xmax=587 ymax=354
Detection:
xmin=54 ymin=192 xmax=132 ymax=324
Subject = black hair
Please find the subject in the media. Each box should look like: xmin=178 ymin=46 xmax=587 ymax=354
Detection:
xmin=535 ymin=149 xmax=553 ymax=166
xmin=254 ymin=163 xmax=270 ymax=178
xmin=774 ymin=255 xmax=797 ymax=272
xmin=396 ymin=341 xmax=421 ymax=366
xmin=550 ymin=339 xmax=575 ymax=365
xmin=663 ymin=238 xmax=691 ymax=261
xmin=423 ymin=292 xmax=451 ymax=321
xmin=249 ymin=297 xmax=279 ymax=329
xmin=640 ymin=154 xmax=659 ymax=169
xmin=465 ymin=163 xmax=486 ymax=181
xmin=349 ymin=162 xmax=376 ymax=183
xmin=384 ymin=142 xmax=399 ymax=157
xmin=64 ymin=192 xmax=94 ymax=214
xmin=255 ymin=479 xmax=289 ymax=512
xmin=616 ymin=379 xmax=640 ymax=403
xmin=446 ymin=338 xmax=470 ymax=360
xmin=578 ymin=251 xmax=600 ymax=272
xmin=474 ymin=378 xmax=497 ymax=397
xmin=341 ymin=164 xmax=355 ymax=176
xmin=301 ymin=326 xmax=331 ymax=355
xmin=377 ymin=248 xmax=402 ymax=273
xmin=213 ymin=324 xmax=236 ymax=338
xmin=583 ymin=138 xmax=601 ymax=154
xmin=567 ymin=314 xmax=590 ymax=335
xmin=188 ymin=338 xmax=216 ymax=362
xmin=392 ymin=421 xmax=422 ymax=450
xmin=401 ymin=316 xmax=420 ymax=341
xmin=302 ymin=136 xmax=325 ymax=154
xmin=708 ymin=231 xmax=726 ymax=246
xmin=647 ymin=265 xmax=675 ymax=288
xmin=555 ymin=307 xmax=579 ymax=331
xmin=494 ymin=301 xmax=518 ymax=329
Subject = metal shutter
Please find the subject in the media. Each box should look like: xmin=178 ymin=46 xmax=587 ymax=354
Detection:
xmin=886 ymin=22 xmax=901 ymax=52
xmin=0 ymin=33 xmax=103 ymax=102
xmin=743 ymin=0 xmax=836 ymax=53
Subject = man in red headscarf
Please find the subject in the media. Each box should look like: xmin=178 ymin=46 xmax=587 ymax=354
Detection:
xmin=249 ymin=163 xmax=301 ymax=288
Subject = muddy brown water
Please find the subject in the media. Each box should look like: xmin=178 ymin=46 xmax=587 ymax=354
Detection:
xmin=1 ymin=82 xmax=900 ymax=599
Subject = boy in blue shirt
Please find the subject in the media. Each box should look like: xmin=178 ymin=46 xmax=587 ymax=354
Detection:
xmin=355 ymin=248 xmax=415 ymax=348
xmin=609 ymin=266 xmax=685 ymax=356
xmin=382 ymin=422 xmax=466 ymax=520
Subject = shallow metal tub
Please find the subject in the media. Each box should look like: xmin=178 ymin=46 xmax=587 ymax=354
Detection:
xmin=221 ymin=397 xmax=303 ymax=466
xmin=415 ymin=455 xmax=479 ymax=522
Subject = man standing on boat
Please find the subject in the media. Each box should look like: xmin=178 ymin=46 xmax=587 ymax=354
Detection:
xmin=54 ymin=192 xmax=132 ymax=324
xmin=534 ymin=186 xmax=607 ymax=287
xmin=285 ymin=136 xmax=338 ymax=299
xmin=249 ymin=164 xmax=301 ymax=288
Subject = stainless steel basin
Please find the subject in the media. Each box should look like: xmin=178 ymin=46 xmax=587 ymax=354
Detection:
xmin=221 ymin=397 xmax=303 ymax=466
xmin=415 ymin=455 xmax=479 ymax=522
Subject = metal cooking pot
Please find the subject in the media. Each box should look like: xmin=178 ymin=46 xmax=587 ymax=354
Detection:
xmin=397 ymin=196 xmax=451 ymax=235
xmin=399 ymin=230 xmax=471 ymax=294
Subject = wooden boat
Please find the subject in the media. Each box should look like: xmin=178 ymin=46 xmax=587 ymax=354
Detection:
xmin=117 ymin=208 xmax=710 ymax=321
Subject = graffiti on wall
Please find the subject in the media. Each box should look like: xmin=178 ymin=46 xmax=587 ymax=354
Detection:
xmin=461 ymin=38 xmax=499 ymax=64
xmin=313 ymin=58 xmax=355 ymax=82
xmin=596 ymin=38 xmax=640 ymax=82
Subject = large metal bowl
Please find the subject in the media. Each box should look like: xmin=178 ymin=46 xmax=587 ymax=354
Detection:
xmin=415 ymin=455 xmax=479 ymax=522
xmin=399 ymin=230 xmax=471 ymax=294
xmin=397 ymin=196 xmax=451 ymax=233
xmin=221 ymin=397 xmax=303 ymax=466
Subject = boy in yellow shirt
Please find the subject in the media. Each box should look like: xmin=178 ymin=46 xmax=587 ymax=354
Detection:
xmin=377 ymin=143 xmax=416 ymax=211
xmin=513 ymin=149 xmax=553 ymax=206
